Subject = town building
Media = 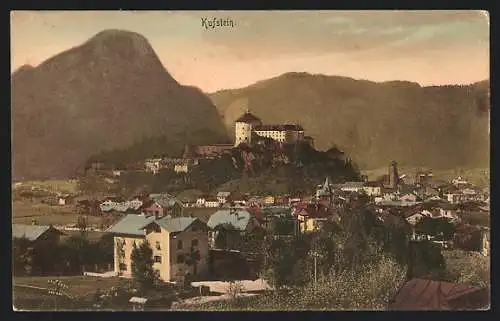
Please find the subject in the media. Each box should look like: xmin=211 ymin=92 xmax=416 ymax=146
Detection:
xmin=144 ymin=158 xmax=163 ymax=174
xmin=141 ymin=194 xmax=183 ymax=217
xmin=12 ymin=224 xmax=65 ymax=246
xmin=206 ymin=209 xmax=261 ymax=248
xmin=445 ymin=189 xmax=486 ymax=204
xmin=216 ymin=191 xmax=231 ymax=204
xmin=338 ymin=181 xmax=365 ymax=193
xmin=316 ymin=177 xmax=334 ymax=199
xmin=263 ymin=196 xmax=275 ymax=205
xmin=234 ymin=110 xmax=305 ymax=147
xmin=204 ymin=198 xmax=221 ymax=208
xmin=292 ymin=202 xmax=335 ymax=233
xmin=362 ymin=181 xmax=383 ymax=196
xmin=196 ymin=197 xmax=207 ymax=207
xmin=174 ymin=163 xmax=189 ymax=173
xmin=106 ymin=214 xmax=209 ymax=282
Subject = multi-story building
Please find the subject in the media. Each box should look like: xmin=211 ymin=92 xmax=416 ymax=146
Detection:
xmin=234 ymin=110 xmax=305 ymax=147
xmin=106 ymin=214 xmax=209 ymax=282
xmin=144 ymin=158 xmax=163 ymax=174
xmin=253 ymin=124 xmax=304 ymax=144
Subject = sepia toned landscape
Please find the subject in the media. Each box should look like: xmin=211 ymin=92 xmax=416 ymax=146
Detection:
xmin=11 ymin=10 xmax=490 ymax=311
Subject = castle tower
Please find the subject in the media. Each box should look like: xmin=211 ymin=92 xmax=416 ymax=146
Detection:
xmin=234 ymin=109 xmax=262 ymax=147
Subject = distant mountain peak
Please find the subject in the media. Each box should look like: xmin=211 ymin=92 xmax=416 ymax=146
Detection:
xmin=11 ymin=29 xmax=227 ymax=180
xmin=84 ymin=29 xmax=155 ymax=57
xmin=90 ymin=29 xmax=149 ymax=41
xmin=11 ymin=64 xmax=35 ymax=76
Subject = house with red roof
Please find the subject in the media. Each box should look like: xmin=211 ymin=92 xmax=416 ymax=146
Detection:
xmin=389 ymin=278 xmax=490 ymax=310
xmin=292 ymin=202 xmax=335 ymax=233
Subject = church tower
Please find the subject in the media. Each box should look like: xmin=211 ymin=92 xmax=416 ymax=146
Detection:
xmin=388 ymin=160 xmax=399 ymax=189
xmin=234 ymin=109 xmax=262 ymax=147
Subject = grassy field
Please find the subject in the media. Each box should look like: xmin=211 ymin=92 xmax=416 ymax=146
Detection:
xmin=12 ymin=201 xmax=102 ymax=226
xmin=362 ymin=167 xmax=490 ymax=187
xmin=13 ymin=179 xmax=79 ymax=194
xmin=13 ymin=276 xmax=132 ymax=298
xmin=13 ymin=276 xmax=134 ymax=311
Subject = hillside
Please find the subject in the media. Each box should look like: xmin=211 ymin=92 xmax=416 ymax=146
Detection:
xmin=11 ymin=29 xmax=228 ymax=180
xmin=210 ymin=73 xmax=490 ymax=170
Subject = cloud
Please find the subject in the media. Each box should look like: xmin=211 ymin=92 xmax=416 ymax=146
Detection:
xmin=194 ymin=11 xmax=488 ymax=60
xmin=10 ymin=10 xmax=489 ymax=91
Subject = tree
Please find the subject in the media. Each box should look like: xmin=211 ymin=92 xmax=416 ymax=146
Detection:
xmin=273 ymin=216 xmax=296 ymax=236
xmin=57 ymin=235 xmax=92 ymax=275
xmin=262 ymin=236 xmax=311 ymax=289
xmin=409 ymin=240 xmax=446 ymax=279
xmin=309 ymin=232 xmax=338 ymax=278
xmin=77 ymin=215 xmax=88 ymax=238
xmin=214 ymin=223 xmax=241 ymax=250
xmin=12 ymin=237 xmax=34 ymax=276
xmin=185 ymin=245 xmax=201 ymax=277
xmin=415 ymin=217 xmax=455 ymax=240
xmin=130 ymin=241 xmax=160 ymax=295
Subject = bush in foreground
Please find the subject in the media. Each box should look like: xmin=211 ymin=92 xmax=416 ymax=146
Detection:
xmin=174 ymin=255 xmax=406 ymax=311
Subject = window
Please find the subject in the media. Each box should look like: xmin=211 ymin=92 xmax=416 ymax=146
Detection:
xmin=119 ymin=263 xmax=127 ymax=271
xmin=177 ymin=254 xmax=185 ymax=264
xmin=156 ymin=241 xmax=161 ymax=250
xmin=154 ymin=255 xmax=162 ymax=263
xmin=191 ymin=239 xmax=199 ymax=247
xmin=192 ymin=226 xmax=198 ymax=232
xmin=177 ymin=240 xmax=183 ymax=250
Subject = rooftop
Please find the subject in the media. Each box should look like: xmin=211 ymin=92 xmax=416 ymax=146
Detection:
xmin=105 ymin=214 xmax=197 ymax=236
xmin=339 ymin=181 xmax=365 ymax=189
xmin=235 ymin=111 xmax=262 ymax=124
xmin=254 ymin=124 xmax=304 ymax=132
xmin=207 ymin=209 xmax=252 ymax=231
xmin=12 ymin=224 xmax=63 ymax=241
xmin=389 ymin=278 xmax=489 ymax=310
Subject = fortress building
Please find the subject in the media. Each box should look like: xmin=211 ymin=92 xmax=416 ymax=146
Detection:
xmin=234 ymin=110 xmax=305 ymax=147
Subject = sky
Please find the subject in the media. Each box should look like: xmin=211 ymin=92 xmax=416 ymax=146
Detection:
xmin=11 ymin=10 xmax=489 ymax=92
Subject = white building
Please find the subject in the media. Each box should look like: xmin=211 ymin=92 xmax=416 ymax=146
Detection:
xmin=204 ymin=199 xmax=220 ymax=208
xmin=144 ymin=158 xmax=162 ymax=174
xmin=339 ymin=182 xmax=365 ymax=193
xmin=253 ymin=124 xmax=304 ymax=144
xmin=234 ymin=110 xmax=263 ymax=147
xmin=234 ymin=110 xmax=305 ymax=147
xmin=174 ymin=163 xmax=189 ymax=173
xmin=217 ymin=191 xmax=231 ymax=204
xmin=196 ymin=197 xmax=206 ymax=207
xmin=362 ymin=182 xmax=383 ymax=196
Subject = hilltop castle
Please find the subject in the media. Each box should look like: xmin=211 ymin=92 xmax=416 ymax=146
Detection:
xmin=234 ymin=109 xmax=311 ymax=147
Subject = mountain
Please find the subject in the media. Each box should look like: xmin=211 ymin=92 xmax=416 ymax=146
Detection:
xmin=11 ymin=30 xmax=228 ymax=180
xmin=209 ymin=72 xmax=490 ymax=170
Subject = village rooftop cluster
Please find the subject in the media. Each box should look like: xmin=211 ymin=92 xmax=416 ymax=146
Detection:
xmin=12 ymin=111 xmax=490 ymax=310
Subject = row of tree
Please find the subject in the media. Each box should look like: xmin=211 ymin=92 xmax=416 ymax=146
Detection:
xmin=13 ymin=233 xmax=113 ymax=277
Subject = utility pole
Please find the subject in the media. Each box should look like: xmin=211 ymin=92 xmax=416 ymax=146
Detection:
xmin=314 ymin=254 xmax=317 ymax=285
